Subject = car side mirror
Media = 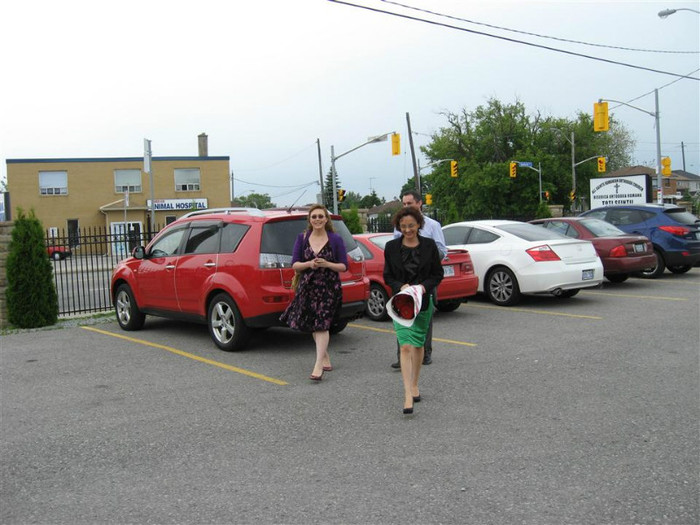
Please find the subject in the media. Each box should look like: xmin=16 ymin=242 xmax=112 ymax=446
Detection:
xmin=132 ymin=246 xmax=145 ymax=259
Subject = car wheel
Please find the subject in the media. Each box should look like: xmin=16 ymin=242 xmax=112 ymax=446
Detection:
xmin=366 ymin=283 xmax=389 ymax=321
xmin=558 ymin=289 xmax=580 ymax=298
xmin=435 ymin=299 xmax=462 ymax=312
xmin=668 ymin=265 xmax=692 ymax=274
xmin=208 ymin=293 xmax=249 ymax=351
xmin=485 ymin=267 xmax=521 ymax=306
xmin=606 ymin=274 xmax=629 ymax=283
xmin=114 ymin=284 xmax=145 ymax=331
xmin=52 ymin=252 xmax=63 ymax=261
xmin=637 ymin=249 xmax=665 ymax=279
xmin=329 ymin=320 xmax=348 ymax=334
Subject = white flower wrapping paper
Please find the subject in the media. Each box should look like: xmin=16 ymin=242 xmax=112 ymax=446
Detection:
xmin=386 ymin=285 xmax=423 ymax=327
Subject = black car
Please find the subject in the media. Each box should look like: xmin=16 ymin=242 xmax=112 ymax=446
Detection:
xmin=579 ymin=204 xmax=700 ymax=278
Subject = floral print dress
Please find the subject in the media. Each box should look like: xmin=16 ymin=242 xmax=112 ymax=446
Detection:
xmin=279 ymin=240 xmax=342 ymax=333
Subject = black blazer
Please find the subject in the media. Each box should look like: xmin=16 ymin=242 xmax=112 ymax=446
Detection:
xmin=383 ymin=235 xmax=444 ymax=309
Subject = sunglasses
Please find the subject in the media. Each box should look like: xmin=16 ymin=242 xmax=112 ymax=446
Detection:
xmin=310 ymin=214 xmax=326 ymax=219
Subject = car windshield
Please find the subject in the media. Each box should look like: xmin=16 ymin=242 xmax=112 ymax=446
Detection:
xmin=579 ymin=218 xmax=625 ymax=237
xmin=496 ymin=223 xmax=569 ymax=241
xmin=369 ymin=234 xmax=393 ymax=250
xmin=260 ymin=218 xmax=358 ymax=257
xmin=665 ymin=209 xmax=700 ymax=226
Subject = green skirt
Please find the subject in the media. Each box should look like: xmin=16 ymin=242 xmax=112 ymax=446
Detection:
xmin=393 ymin=296 xmax=433 ymax=348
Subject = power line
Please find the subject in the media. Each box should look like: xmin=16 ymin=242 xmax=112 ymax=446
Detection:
xmin=327 ymin=0 xmax=700 ymax=81
xmin=612 ymin=68 xmax=700 ymax=109
xmin=380 ymin=0 xmax=699 ymax=54
xmin=233 ymin=177 xmax=317 ymax=189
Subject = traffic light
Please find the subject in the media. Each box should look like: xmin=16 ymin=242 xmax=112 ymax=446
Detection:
xmin=337 ymin=189 xmax=346 ymax=202
xmin=661 ymin=156 xmax=671 ymax=176
xmin=391 ymin=133 xmax=400 ymax=156
xmin=597 ymin=156 xmax=606 ymax=173
xmin=450 ymin=160 xmax=458 ymax=178
xmin=509 ymin=161 xmax=517 ymax=178
xmin=569 ymin=190 xmax=576 ymax=202
xmin=425 ymin=193 xmax=433 ymax=205
xmin=594 ymin=101 xmax=609 ymax=132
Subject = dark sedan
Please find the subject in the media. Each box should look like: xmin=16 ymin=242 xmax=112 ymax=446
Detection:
xmin=530 ymin=217 xmax=656 ymax=282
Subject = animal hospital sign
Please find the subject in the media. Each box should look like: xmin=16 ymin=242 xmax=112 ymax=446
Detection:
xmin=147 ymin=198 xmax=208 ymax=211
xmin=589 ymin=175 xmax=650 ymax=209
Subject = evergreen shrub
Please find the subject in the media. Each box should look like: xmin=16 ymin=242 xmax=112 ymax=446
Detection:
xmin=6 ymin=209 xmax=58 ymax=328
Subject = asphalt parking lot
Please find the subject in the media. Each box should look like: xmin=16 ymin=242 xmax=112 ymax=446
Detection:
xmin=2 ymin=270 xmax=699 ymax=525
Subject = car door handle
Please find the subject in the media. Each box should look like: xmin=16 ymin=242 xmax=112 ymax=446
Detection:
xmin=204 ymin=262 xmax=216 ymax=268
xmin=165 ymin=264 xmax=176 ymax=270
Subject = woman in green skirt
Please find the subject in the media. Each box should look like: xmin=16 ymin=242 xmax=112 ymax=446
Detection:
xmin=383 ymin=207 xmax=443 ymax=415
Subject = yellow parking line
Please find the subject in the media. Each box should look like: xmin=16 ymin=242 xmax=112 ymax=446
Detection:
xmin=349 ymin=322 xmax=478 ymax=347
xmin=465 ymin=303 xmax=603 ymax=319
xmin=81 ymin=326 xmax=287 ymax=385
xmin=582 ymin=290 xmax=689 ymax=301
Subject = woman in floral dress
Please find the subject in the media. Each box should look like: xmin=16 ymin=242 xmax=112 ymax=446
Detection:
xmin=280 ymin=205 xmax=347 ymax=380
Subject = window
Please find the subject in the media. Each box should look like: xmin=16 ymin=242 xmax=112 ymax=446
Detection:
xmin=220 ymin=223 xmax=249 ymax=252
xmin=468 ymin=228 xmax=499 ymax=244
xmin=39 ymin=171 xmax=67 ymax=195
xmin=149 ymin=227 xmax=186 ymax=258
xmin=114 ymin=169 xmax=142 ymax=193
xmin=443 ymin=226 xmax=471 ymax=245
xmin=174 ymin=168 xmax=201 ymax=191
xmin=184 ymin=223 xmax=220 ymax=254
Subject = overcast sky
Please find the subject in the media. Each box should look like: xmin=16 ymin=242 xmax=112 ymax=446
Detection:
xmin=1 ymin=0 xmax=698 ymax=207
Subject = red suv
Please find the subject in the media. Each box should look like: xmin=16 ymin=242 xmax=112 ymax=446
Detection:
xmin=111 ymin=208 xmax=369 ymax=351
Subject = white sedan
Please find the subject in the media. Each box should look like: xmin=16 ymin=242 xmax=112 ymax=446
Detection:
xmin=443 ymin=220 xmax=604 ymax=306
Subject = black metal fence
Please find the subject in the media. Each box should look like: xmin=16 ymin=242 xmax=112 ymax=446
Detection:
xmin=46 ymin=225 xmax=161 ymax=317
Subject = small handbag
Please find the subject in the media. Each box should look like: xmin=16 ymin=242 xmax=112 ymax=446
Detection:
xmin=291 ymin=272 xmax=300 ymax=291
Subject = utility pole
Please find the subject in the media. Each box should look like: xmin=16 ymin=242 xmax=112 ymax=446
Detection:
xmin=316 ymin=138 xmax=324 ymax=203
xmin=681 ymin=141 xmax=686 ymax=172
xmin=144 ymin=139 xmax=154 ymax=233
xmin=406 ymin=112 xmax=420 ymax=193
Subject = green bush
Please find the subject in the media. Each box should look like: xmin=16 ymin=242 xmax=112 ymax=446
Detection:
xmin=341 ymin=207 xmax=363 ymax=234
xmin=6 ymin=209 xmax=58 ymax=328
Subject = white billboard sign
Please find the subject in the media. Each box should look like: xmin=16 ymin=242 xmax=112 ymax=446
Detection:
xmin=590 ymin=175 xmax=647 ymax=209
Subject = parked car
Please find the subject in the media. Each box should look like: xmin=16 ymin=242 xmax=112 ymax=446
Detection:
xmin=353 ymin=233 xmax=479 ymax=321
xmin=529 ymin=217 xmax=656 ymax=283
xmin=47 ymin=244 xmax=71 ymax=260
xmin=111 ymin=207 xmax=369 ymax=351
xmin=442 ymin=220 xmax=604 ymax=306
xmin=578 ymin=204 xmax=700 ymax=278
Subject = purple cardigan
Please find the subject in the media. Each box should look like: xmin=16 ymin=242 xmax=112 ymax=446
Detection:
xmin=292 ymin=231 xmax=348 ymax=269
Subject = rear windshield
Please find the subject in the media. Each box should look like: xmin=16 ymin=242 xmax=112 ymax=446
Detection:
xmin=579 ymin=218 xmax=625 ymax=237
xmin=665 ymin=209 xmax=700 ymax=226
xmin=496 ymin=223 xmax=569 ymax=241
xmin=260 ymin=218 xmax=358 ymax=255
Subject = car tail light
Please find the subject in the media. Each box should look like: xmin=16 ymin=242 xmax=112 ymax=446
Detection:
xmin=659 ymin=225 xmax=690 ymax=236
xmin=259 ymin=253 xmax=292 ymax=268
xmin=461 ymin=262 xmax=474 ymax=274
xmin=609 ymin=245 xmax=627 ymax=258
xmin=526 ymin=245 xmax=561 ymax=262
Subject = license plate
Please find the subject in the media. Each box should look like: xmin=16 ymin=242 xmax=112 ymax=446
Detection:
xmin=633 ymin=243 xmax=646 ymax=253
xmin=443 ymin=265 xmax=455 ymax=277
xmin=582 ymin=269 xmax=594 ymax=280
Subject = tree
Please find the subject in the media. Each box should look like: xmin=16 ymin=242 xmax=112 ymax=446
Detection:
xmin=359 ymin=190 xmax=384 ymax=209
xmin=341 ymin=207 xmax=363 ymax=234
xmin=6 ymin=208 xmax=58 ymax=328
xmin=420 ymin=98 xmax=635 ymax=221
xmin=232 ymin=192 xmax=275 ymax=209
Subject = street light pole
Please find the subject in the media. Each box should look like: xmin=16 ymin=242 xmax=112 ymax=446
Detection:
xmin=658 ymin=7 xmax=700 ymax=18
xmin=329 ymin=132 xmax=395 ymax=214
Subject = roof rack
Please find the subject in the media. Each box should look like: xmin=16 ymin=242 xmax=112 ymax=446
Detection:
xmin=181 ymin=207 xmax=266 ymax=219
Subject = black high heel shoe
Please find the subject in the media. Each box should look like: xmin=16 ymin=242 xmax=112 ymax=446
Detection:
xmin=403 ymin=406 xmax=414 ymax=414
xmin=413 ymin=395 xmax=421 ymax=403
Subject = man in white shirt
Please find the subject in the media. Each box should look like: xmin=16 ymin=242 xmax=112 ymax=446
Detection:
xmin=391 ymin=190 xmax=447 ymax=368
